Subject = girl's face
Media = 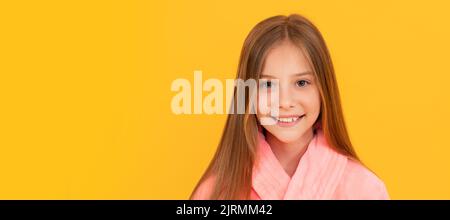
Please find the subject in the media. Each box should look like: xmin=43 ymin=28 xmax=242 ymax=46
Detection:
xmin=256 ymin=40 xmax=321 ymax=143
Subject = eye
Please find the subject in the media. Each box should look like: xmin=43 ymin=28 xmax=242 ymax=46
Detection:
xmin=296 ymin=80 xmax=310 ymax=87
xmin=259 ymin=80 xmax=273 ymax=89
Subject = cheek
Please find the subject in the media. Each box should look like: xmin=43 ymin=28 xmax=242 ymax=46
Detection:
xmin=256 ymin=94 xmax=267 ymax=115
xmin=257 ymin=90 xmax=276 ymax=115
xmin=311 ymin=95 xmax=321 ymax=112
xmin=301 ymin=90 xmax=321 ymax=115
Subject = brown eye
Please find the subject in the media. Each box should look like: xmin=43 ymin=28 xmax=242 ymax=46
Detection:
xmin=259 ymin=80 xmax=274 ymax=89
xmin=296 ymin=80 xmax=309 ymax=87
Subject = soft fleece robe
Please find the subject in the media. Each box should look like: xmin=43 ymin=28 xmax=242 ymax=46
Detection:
xmin=192 ymin=128 xmax=389 ymax=200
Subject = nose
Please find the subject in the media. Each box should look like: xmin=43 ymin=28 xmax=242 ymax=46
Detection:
xmin=278 ymin=83 xmax=294 ymax=109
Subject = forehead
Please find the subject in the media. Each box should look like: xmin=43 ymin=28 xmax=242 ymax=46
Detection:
xmin=261 ymin=40 xmax=312 ymax=77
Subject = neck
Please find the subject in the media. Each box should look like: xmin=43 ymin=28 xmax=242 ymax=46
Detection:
xmin=266 ymin=128 xmax=314 ymax=177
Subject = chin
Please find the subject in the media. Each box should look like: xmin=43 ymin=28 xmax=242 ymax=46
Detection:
xmin=271 ymin=130 xmax=304 ymax=143
xmin=266 ymin=124 xmax=314 ymax=142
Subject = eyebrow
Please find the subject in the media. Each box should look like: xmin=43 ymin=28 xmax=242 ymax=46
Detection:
xmin=260 ymin=71 xmax=313 ymax=78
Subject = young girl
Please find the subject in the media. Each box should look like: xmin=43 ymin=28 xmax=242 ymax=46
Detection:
xmin=191 ymin=14 xmax=389 ymax=200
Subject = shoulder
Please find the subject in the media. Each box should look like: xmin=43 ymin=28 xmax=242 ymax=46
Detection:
xmin=190 ymin=175 xmax=216 ymax=200
xmin=334 ymin=158 xmax=390 ymax=200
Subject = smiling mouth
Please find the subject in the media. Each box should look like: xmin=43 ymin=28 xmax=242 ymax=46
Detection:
xmin=270 ymin=114 xmax=305 ymax=123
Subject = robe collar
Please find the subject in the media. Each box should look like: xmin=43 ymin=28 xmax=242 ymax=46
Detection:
xmin=252 ymin=128 xmax=348 ymax=199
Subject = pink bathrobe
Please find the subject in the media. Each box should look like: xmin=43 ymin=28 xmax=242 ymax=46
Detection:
xmin=192 ymin=128 xmax=389 ymax=200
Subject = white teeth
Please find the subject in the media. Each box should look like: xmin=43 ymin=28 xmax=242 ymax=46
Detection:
xmin=274 ymin=116 xmax=300 ymax=123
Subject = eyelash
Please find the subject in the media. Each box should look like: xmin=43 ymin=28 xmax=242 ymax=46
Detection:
xmin=260 ymin=81 xmax=272 ymax=88
xmin=296 ymin=80 xmax=310 ymax=87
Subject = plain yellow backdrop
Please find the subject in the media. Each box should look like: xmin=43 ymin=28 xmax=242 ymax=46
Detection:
xmin=0 ymin=0 xmax=449 ymax=199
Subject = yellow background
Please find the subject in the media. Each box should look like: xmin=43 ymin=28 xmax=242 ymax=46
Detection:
xmin=1 ymin=0 xmax=449 ymax=199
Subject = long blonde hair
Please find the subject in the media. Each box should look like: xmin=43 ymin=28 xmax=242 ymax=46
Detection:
xmin=191 ymin=14 xmax=360 ymax=199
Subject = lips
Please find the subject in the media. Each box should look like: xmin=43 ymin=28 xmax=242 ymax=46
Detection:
xmin=270 ymin=114 xmax=305 ymax=126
